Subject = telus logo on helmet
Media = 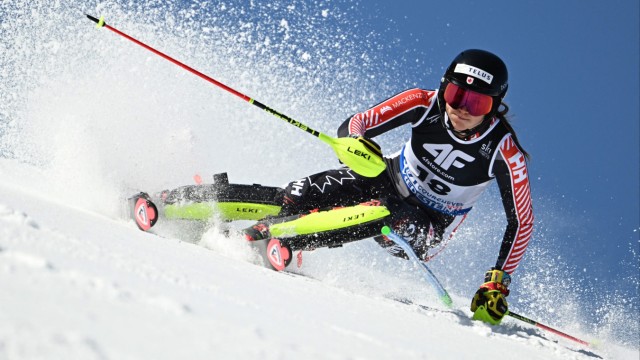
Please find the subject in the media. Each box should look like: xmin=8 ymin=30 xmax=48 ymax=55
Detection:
xmin=454 ymin=64 xmax=494 ymax=84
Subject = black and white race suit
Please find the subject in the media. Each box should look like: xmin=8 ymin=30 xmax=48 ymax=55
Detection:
xmin=282 ymin=88 xmax=533 ymax=273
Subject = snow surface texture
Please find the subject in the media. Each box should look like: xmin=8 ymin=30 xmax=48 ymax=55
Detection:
xmin=0 ymin=1 xmax=638 ymax=359
xmin=0 ymin=159 xmax=635 ymax=360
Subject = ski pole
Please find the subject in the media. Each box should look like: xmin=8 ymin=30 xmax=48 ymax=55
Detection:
xmin=381 ymin=226 xmax=453 ymax=307
xmin=506 ymin=311 xmax=592 ymax=347
xmin=85 ymin=15 xmax=385 ymax=178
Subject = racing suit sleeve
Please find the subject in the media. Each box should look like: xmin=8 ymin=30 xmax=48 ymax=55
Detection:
xmin=492 ymin=135 xmax=534 ymax=274
xmin=337 ymin=88 xmax=438 ymax=138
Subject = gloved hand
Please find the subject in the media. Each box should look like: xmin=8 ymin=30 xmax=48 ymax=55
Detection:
xmin=348 ymin=134 xmax=383 ymax=159
xmin=470 ymin=268 xmax=511 ymax=325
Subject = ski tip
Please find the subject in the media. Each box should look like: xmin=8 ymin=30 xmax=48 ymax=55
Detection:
xmin=381 ymin=226 xmax=391 ymax=236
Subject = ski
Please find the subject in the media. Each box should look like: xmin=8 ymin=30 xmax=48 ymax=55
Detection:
xmin=126 ymin=173 xmax=281 ymax=230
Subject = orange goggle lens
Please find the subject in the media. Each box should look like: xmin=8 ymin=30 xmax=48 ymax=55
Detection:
xmin=443 ymin=82 xmax=493 ymax=116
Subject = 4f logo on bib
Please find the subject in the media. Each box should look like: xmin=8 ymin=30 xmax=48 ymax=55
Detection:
xmin=423 ymin=144 xmax=475 ymax=170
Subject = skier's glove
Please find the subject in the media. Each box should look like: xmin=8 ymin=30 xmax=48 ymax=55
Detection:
xmin=470 ymin=268 xmax=511 ymax=325
xmin=348 ymin=134 xmax=382 ymax=159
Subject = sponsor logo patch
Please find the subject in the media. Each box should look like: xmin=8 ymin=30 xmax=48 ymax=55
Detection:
xmin=268 ymin=243 xmax=283 ymax=266
xmin=423 ymin=143 xmax=475 ymax=170
xmin=309 ymin=171 xmax=356 ymax=194
xmin=479 ymin=141 xmax=493 ymax=159
xmin=136 ymin=204 xmax=148 ymax=225
xmin=454 ymin=64 xmax=493 ymax=84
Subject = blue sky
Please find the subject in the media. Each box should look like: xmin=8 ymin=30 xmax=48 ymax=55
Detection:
xmin=354 ymin=0 xmax=639 ymax=280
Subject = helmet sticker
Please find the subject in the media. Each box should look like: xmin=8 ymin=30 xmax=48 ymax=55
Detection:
xmin=454 ymin=64 xmax=493 ymax=84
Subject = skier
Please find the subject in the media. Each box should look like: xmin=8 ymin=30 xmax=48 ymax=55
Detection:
xmin=134 ymin=49 xmax=533 ymax=325
xmin=251 ymin=49 xmax=533 ymax=325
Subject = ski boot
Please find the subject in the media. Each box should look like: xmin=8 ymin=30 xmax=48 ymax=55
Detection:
xmin=244 ymin=223 xmax=292 ymax=271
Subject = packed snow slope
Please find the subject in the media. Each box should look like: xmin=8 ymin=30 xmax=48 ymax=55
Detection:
xmin=0 ymin=159 xmax=634 ymax=360
xmin=0 ymin=1 xmax=638 ymax=359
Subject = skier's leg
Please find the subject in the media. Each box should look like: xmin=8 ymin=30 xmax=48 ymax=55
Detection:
xmin=129 ymin=173 xmax=284 ymax=230
xmin=243 ymin=199 xmax=391 ymax=270
xmin=277 ymin=167 xmax=392 ymax=216
xmin=243 ymin=194 xmax=454 ymax=270
xmin=238 ymin=167 xmax=401 ymax=270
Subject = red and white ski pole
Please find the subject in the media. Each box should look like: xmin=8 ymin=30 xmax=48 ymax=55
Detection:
xmin=84 ymin=14 xmax=385 ymax=178
xmin=507 ymin=311 xmax=593 ymax=347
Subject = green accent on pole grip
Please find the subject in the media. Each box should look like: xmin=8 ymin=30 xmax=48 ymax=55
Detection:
xmin=381 ymin=226 xmax=391 ymax=236
xmin=97 ymin=16 xmax=105 ymax=28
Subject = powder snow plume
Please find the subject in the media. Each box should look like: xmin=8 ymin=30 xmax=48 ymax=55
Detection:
xmin=0 ymin=0 xmax=416 ymax=210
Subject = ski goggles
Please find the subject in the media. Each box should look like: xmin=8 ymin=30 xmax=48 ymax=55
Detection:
xmin=443 ymin=82 xmax=494 ymax=116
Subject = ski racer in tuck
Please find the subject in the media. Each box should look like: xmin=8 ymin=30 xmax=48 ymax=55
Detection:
xmin=133 ymin=49 xmax=534 ymax=325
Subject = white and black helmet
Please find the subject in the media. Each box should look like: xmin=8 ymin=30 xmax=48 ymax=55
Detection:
xmin=439 ymin=49 xmax=508 ymax=118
